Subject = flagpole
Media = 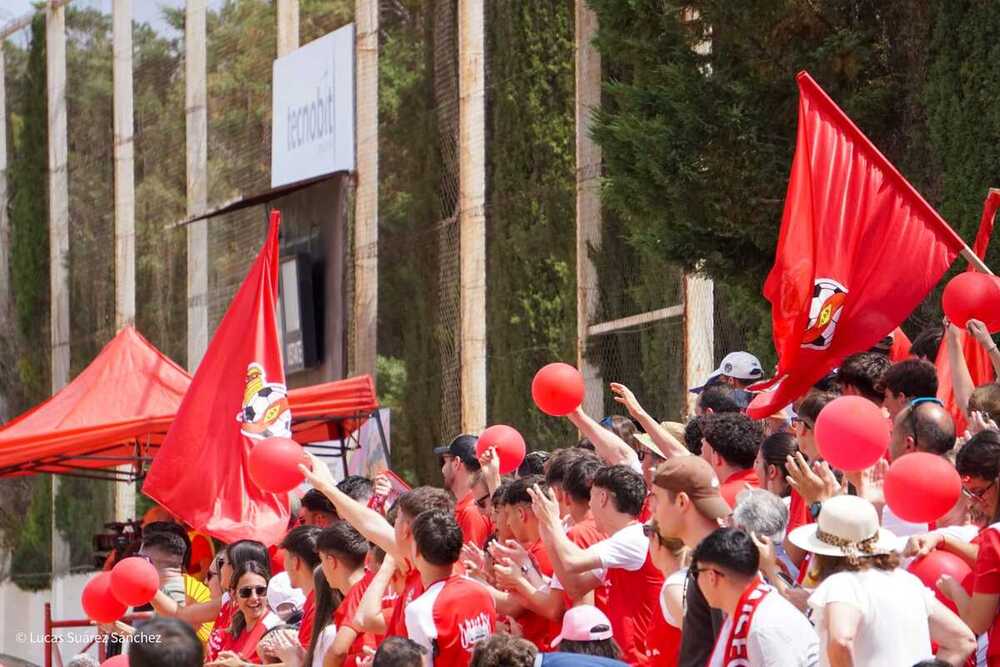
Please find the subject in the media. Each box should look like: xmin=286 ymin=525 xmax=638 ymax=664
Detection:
xmin=962 ymin=247 xmax=993 ymax=275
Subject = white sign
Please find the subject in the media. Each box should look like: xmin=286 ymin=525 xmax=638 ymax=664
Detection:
xmin=271 ymin=24 xmax=355 ymax=187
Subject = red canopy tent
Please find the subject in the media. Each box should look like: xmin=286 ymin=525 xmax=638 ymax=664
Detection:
xmin=0 ymin=326 xmax=384 ymax=480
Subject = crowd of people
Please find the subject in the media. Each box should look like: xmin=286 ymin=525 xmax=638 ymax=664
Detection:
xmin=107 ymin=317 xmax=1000 ymax=667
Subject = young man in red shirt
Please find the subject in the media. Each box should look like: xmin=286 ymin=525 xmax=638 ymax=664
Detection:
xmin=316 ymin=522 xmax=377 ymax=667
xmin=299 ymin=454 xmax=454 ymax=640
xmin=278 ymin=526 xmax=322 ymax=650
xmin=699 ymin=412 xmax=763 ymax=509
xmin=531 ymin=464 xmax=663 ymax=665
xmin=434 ymin=434 xmax=491 ymax=548
xmin=405 ymin=509 xmax=496 ymax=665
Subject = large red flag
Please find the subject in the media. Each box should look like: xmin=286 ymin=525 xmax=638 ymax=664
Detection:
xmin=144 ymin=211 xmax=291 ymax=545
xmin=748 ymin=73 xmax=967 ymax=418
xmin=936 ymin=191 xmax=1000 ymax=433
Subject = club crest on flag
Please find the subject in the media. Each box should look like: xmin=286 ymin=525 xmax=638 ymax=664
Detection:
xmin=236 ymin=362 xmax=291 ymax=440
xmin=802 ymin=278 xmax=847 ymax=350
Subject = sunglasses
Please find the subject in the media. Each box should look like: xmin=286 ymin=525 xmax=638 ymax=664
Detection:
xmin=961 ymin=479 xmax=996 ymax=503
xmin=475 ymin=494 xmax=491 ymax=510
xmin=238 ymin=585 xmax=268 ymax=599
xmin=690 ymin=563 xmax=725 ymax=580
xmin=637 ymin=448 xmax=664 ymax=463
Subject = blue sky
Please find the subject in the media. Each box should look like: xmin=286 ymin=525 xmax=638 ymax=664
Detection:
xmin=2 ymin=0 xmax=194 ymax=43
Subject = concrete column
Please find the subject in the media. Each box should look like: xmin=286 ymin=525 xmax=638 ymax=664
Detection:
xmin=186 ymin=0 xmax=208 ymax=371
xmin=575 ymin=0 xmax=603 ymax=419
xmin=352 ymin=0 xmax=378 ymax=378
xmin=46 ymin=0 xmax=71 ymax=577
xmin=684 ymin=273 xmax=714 ymax=416
xmin=458 ymin=0 xmax=486 ymax=434
xmin=277 ymin=0 xmax=299 ymax=56
xmin=113 ymin=0 xmax=136 ymax=521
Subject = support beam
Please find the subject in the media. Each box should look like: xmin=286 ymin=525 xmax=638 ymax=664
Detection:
xmin=0 ymin=47 xmax=10 ymax=423
xmin=458 ymin=0 xmax=486 ymax=434
xmin=112 ymin=0 xmax=136 ymax=522
xmin=276 ymin=0 xmax=299 ymax=56
xmin=684 ymin=274 xmax=714 ymax=415
xmin=575 ymin=0 xmax=603 ymax=418
xmin=588 ymin=305 xmax=684 ymax=338
xmin=186 ymin=0 xmax=208 ymax=371
xmin=46 ymin=0 xmax=71 ymax=577
xmin=352 ymin=0 xmax=378 ymax=378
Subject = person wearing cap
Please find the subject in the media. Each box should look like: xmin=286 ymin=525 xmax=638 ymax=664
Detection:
xmin=469 ymin=633 xmax=629 ymax=667
xmin=691 ymin=527 xmax=817 ymax=666
xmin=789 ymin=495 xmax=975 ymax=666
xmin=435 ymin=434 xmax=491 ymax=548
xmin=529 ymin=465 xmax=663 ymax=665
xmin=266 ymin=570 xmax=306 ymax=623
xmin=650 ymin=455 xmax=730 ymax=667
xmin=549 ymin=605 xmax=622 ymax=660
xmin=689 ymin=351 xmax=764 ymax=398
xmin=700 ymin=413 xmax=763 ymax=509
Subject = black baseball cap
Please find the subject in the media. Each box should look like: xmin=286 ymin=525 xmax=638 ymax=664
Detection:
xmin=433 ymin=434 xmax=481 ymax=470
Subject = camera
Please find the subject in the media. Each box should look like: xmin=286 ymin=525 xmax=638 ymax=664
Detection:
xmin=92 ymin=520 xmax=143 ymax=569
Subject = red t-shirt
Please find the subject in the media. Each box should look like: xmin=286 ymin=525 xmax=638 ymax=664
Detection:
xmin=387 ymin=567 xmax=425 ymax=637
xmin=206 ymin=599 xmax=235 ymax=662
xmin=720 ymin=468 xmax=760 ymax=509
xmin=455 ymin=491 xmax=491 ymax=548
xmin=405 ymin=575 xmax=496 ymax=666
xmin=567 ymin=516 xmax=610 ymax=613
xmin=590 ymin=523 xmax=665 ymax=665
xmin=298 ymin=589 xmax=316 ymax=648
xmin=786 ymin=489 xmax=812 ymax=533
xmin=972 ymin=525 xmax=1000 ymax=664
xmin=640 ymin=584 xmax=682 ymax=666
xmin=638 ymin=493 xmax=653 ymax=523
xmin=516 ymin=540 xmax=559 ymax=651
xmin=333 ymin=571 xmax=379 ymax=667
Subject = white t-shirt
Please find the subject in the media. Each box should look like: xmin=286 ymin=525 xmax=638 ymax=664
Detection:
xmin=809 ymin=568 xmax=935 ymax=667
xmin=661 ymin=568 xmax=687 ymax=628
xmin=311 ymin=623 xmax=338 ymax=667
xmin=708 ymin=590 xmax=818 ymax=667
xmin=550 ymin=522 xmax=646 ymax=590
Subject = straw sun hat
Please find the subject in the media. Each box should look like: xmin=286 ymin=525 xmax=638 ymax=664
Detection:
xmin=788 ymin=495 xmax=897 ymax=558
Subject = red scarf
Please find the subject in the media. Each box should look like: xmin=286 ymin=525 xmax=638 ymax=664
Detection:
xmin=710 ymin=577 xmax=772 ymax=667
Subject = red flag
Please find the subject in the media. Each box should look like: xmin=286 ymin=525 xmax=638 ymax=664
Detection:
xmin=144 ymin=211 xmax=290 ymax=545
xmin=748 ymin=73 xmax=967 ymax=418
xmin=936 ymin=191 xmax=1000 ymax=432
xmin=888 ymin=327 xmax=912 ymax=362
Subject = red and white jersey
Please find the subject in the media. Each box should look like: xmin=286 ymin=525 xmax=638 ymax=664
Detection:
xmin=587 ymin=522 xmax=664 ymax=665
xmin=405 ymin=575 xmax=496 ymax=666
xmin=386 ymin=567 xmax=425 ymax=638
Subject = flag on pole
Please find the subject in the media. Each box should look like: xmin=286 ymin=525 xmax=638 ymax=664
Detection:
xmin=936 ymin=191 xmax=1000 ymax=433
xmin=144 ymin=211 xmax=291 ymax=545
xmin=748 ymin=72 xmax=967 ymax=419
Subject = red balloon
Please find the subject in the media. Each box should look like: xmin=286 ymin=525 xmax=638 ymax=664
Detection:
xmin=248 ymin=437 xmax=309 ymax=493
xmin=476 ymin=425 xmax=527 ymax=475
xmin=81 ymin=572 xmax=127 ymax=624
xmin=532 ymin=363 xmax=585 ymax=416
xmin=908 ymin=549 xmax=972 ymax=612
xmin=942 ymin=271 xmax=1000 ymax=331
xmin=110 ymin=556 xmax=160 ymax=607
xmin=814 ymin=395 xmax=890 ymax=472
xmin=885 ymin=452 xmax=961 ymax=523
xmin=101 ymin=656 xmax=129 ymax=667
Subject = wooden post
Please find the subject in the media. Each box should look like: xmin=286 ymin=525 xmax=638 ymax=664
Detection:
xmin=112 ymin=0 xmax=136 ymax=521
xmin=458 ymin=0 xmax=486 ymax=434
xmin=575 ymin=0 xmax=603 ymax=419
xmin=46 ymin=0 xmax=71 ymax=577
xmin=186 ymin=0 xmax=209 ymax=371
xmin=0 ymin=47 xmax=9 ymax=423
xmin=684 ymin=273 xmax=714 ymax=416
xmin=276 ymin=0 xmax=299 ymax=56
xmin=352 ymin=0 xmax=378 ymax=378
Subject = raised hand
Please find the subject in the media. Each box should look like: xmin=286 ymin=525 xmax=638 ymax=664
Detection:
xmin=610 ymin=382 xmax=645 ymax=419
xmin=785 ymin=453 xmax=840 ymax=505
xmin=298 ymin=452 xmax=335 ymax=490
xmin=527 ymin=483 xmax=562 ymax=532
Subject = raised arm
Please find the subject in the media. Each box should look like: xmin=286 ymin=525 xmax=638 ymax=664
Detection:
xmin=946 ymin=322 xmax=976 ymax=416
xmin=567 ymin=406 xmax=639 ymax=468
xmin=610 ymin=383 xmax=690 ymax=458
xmin=300 ymin=454 xmax=402 ymax=562
xmin=968 ymin=319 xmax=1000 ymax=384
xmin=354 ymin=556 xmax=395 ymax=634
xmin=529 ymin=485 xmax=603 ymax=600
xmin=149 ymin=589 xmax=221 ymax=625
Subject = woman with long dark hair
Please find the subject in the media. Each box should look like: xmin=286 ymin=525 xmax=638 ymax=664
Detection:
xmin=302 ymin=565 xmax=343 ymax=667
xmin=210 ymin=561 xmax=282 ymax=663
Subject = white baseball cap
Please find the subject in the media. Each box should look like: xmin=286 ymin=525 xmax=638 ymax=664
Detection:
xmin=267 ymin=571 xmax=306 ymax=613
xmin=689 ymin=351 xmax=764 ymax=393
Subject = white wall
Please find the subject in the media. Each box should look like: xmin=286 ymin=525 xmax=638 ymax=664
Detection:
xmin=0 ymin=573 xmax=100 ymax=666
